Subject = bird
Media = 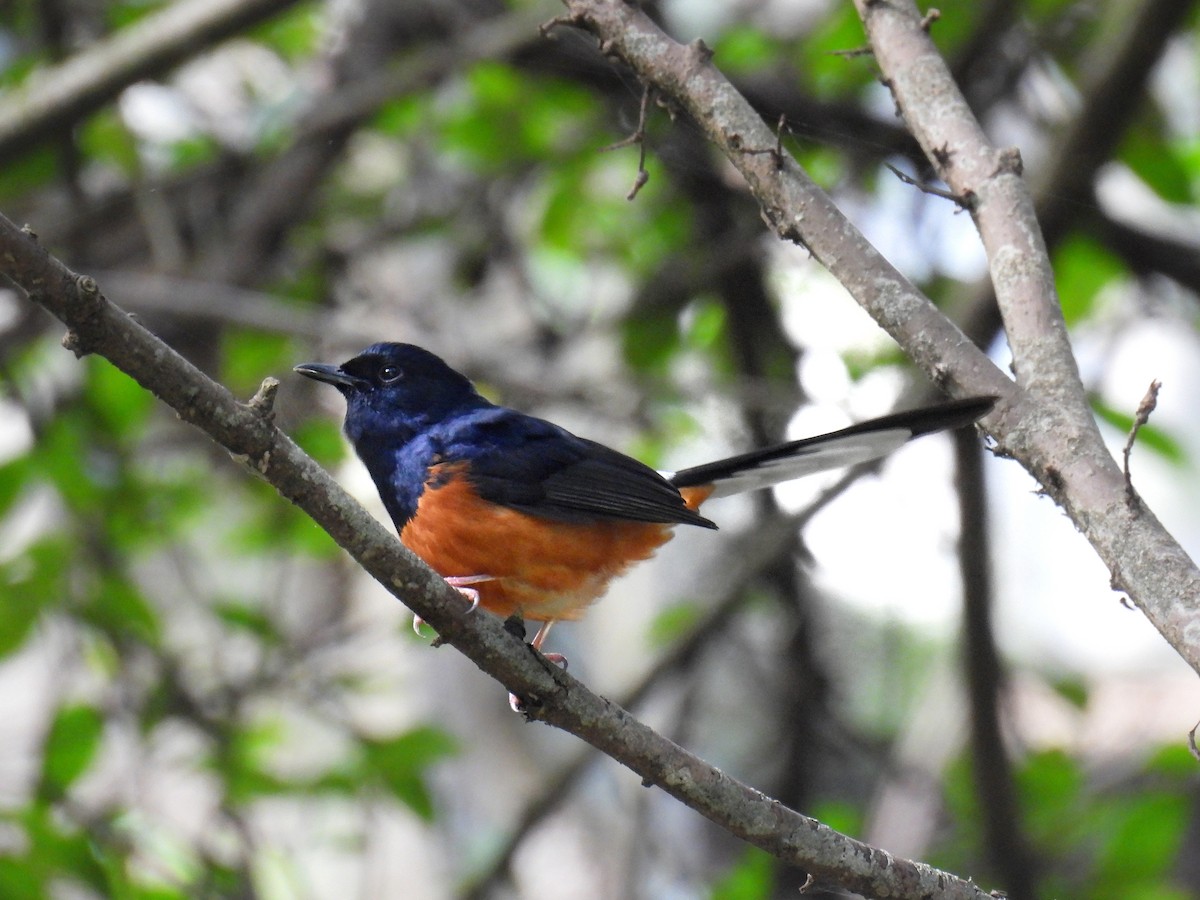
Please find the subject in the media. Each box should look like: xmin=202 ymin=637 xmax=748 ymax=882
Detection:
xmin=296 ymin=342 xmax=993 ymax=664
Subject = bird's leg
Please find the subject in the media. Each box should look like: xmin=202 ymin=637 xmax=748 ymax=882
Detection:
xmin=412 ymin=574 xmax=495 ymax=636
xmin=531 ymin=620 xmax=567 ymax=668
xmin=508 ymin=619 xmax=567 ymax=713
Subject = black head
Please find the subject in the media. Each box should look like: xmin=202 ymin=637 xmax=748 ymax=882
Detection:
xmin=295 ymin=342 xmax=485 ymax=444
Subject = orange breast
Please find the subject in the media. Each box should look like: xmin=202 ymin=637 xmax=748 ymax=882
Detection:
xmin=399 ymin=467 xmax=715 ymax=622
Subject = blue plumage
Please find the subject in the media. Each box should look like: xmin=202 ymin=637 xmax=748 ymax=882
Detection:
xmin=294 ymin=343 xmax=714 ymax=531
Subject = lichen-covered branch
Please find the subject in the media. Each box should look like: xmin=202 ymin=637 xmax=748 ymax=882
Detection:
xmin=854 ymin=0 xmax=1200 ymax=674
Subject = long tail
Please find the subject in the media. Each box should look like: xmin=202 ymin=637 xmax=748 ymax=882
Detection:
xmin=667 ymin=396 xmax=994 ymax=500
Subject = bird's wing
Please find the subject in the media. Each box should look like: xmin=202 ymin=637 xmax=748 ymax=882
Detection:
xmin=443 ymin=411 xmax=716 ymax=528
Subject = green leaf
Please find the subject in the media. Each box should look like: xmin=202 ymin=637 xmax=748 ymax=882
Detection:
xmin=79 ymin=110 xmax=140 ymax=176
xmin=21 ymin=802 xmax=109 ymax=889
xmin=34 ymin=415 xmax=106 ymax=512
xmin=794 ymin=144 xmax=845 ymax=189
xmin=37 ymin=705 xmax=105 ymax=801
xmin=622 ymin=306 xmax=682 ymax=374
xmin=1094 ymin=791 xmax=1188 ymax=890
xmin=223 ymin=719 xmax=291 ymax=804
xmin=373 ymin=95 xmax=427 ymax=137
xmin=291 ymin=418 xmax=348 ymax=467
xmin=167 ymin=135 xmax=221 ymax=171
xmin=0 ymin=536 xmax=68 ymax=656
xmin=713 ymin=26 xmax=782 ymax=75
xmin=710 ymin=846 xmax=775 ymax=900
xmin=84 ymin=357 xmax=154 ymax=439
xmin=361 ymin=726 xmax=458 ymax=820
xmin=1048 ymin=675 xmax=1089 ymax=709
xmin=214 ymin=600 xmax=280 ymax=644
xmin=106 ymin=0 xmax=169 ymax=29
xmin=0 ymin=147 xmax=58 ymax=202
xmin=1120 ymin=127 xmax=1195 ymax=204
xmin=0 ymin=455 xmax=32 ymax=518
xmin=221 ymin=331 xmax=298 ymax=397
xmin=440 ymin=62 xmax=598 ymax=172
xmin=1053 ymin=234 xmax=1125 ymax=325
xmin=684 ymin=298 xmax=727 ymax=351
xmin=82 ymin=573 xmax=162 ymax=644
xmin=1017 ymin=749 xmax=1085 ymax=841
xmin=809 ymin=800 xmax=862 ymax=838
xmin=0 ymin=855 xmax=44 ymax=900
xmin=647 ymin=600 xmax=702 ymax=648
xmin=841 ymin=345 xmax=907 ymax=382
xmin=251 ymin=5 xmax=321 ymax=61
xmin=799 ymin=5 xmax=876 ymax=98
xmin=1144 ymin=743 xmax=1199 ymax=778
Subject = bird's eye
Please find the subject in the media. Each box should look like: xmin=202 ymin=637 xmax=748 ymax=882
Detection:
xmin=379 ymin=365 xmax=403 ymax=384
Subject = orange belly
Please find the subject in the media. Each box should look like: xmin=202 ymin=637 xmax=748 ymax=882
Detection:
xmin=399 ymin=467 xmax=713 ymax=622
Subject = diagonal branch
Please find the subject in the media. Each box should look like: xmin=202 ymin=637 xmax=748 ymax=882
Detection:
xmin=854 ymin=0 xmax=1200 ymax=673
xmin=0 ymin=213 xmax=993 ymax=899
xmin=554 ymin=1 xmax=1014 ymax=409
xmin=555 ymin=0 xmax=1200 ymax=675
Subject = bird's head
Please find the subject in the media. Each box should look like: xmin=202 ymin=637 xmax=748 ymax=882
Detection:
xmin=295 ymin=342 xmax=484 ymax=445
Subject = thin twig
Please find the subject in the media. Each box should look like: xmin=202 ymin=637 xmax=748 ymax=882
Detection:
xmin=1122 ymin=379 xmax=1161 ymax=504
xmin=828 ymin=46 xmax=874 ymax=59
xmin=602 ymin=84 xmax=653 ymax=199
xmin=884 ymin=162 xmax=972 ymax=208
xmin=738 ymin=113 xmax=788 ymax=170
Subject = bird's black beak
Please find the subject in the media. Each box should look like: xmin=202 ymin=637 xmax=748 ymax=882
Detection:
xmin=294 ymin=362 xmax=368 ymax=391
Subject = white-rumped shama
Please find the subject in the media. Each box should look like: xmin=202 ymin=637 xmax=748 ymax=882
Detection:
xmin=297 ymin=342 xmax=993 ymax=658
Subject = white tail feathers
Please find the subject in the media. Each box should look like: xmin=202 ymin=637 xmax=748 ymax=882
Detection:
xmin=694 ymin=428 xmax=912 ymax=499
xmin=661 ymin=396 xmax=994 ymax=500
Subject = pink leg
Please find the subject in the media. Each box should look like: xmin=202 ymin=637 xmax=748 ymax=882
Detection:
xmin=412 ymin=574 xmax=495 ymax=636
xmin=509 ymin=619 xmax=567 ymax=713
xmin=531 ymin=620 xmax=567 ymax=667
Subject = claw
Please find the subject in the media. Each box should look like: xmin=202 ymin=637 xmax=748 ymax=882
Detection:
xmin=413 ymin=575 xmax=492 ymax=640
xmin=445 ymin=575 xmax=493 ymax=614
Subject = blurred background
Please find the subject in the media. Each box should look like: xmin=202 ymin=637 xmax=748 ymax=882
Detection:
xmin=2 ymin=0 xmax=1200 ymax=897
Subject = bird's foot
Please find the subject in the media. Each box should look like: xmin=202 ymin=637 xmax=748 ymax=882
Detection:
xmin=411 ymin=575 xmax=495 ymax=637
xmin=508 ymin=621 xmax=567 ymax=712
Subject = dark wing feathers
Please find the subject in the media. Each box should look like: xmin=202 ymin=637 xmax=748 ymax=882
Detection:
xmin=452 ymin=413 xmax=715 ymax=528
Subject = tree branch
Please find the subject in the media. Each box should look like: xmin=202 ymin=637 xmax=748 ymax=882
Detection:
xmin=554 ymin=1 xmax=1013 ymax=409
xmin=855 ymin=0 xmax=1200 ymax=674
xmin=0 ymin=0 xmax=303 ymax=165
xmin=956 ymin=429 xmax=1038 ymax=898
xmin=0 ymin=213 xmax=994 ymax=898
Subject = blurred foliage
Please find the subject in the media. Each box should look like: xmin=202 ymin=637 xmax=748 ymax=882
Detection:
xmin=938 ymin=745 xmax=1194 ymax=900
xmin=0 ymin=0 xmax=1198 ymax=897
xmin=709 ymin=846 xmax=776 ymax=900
